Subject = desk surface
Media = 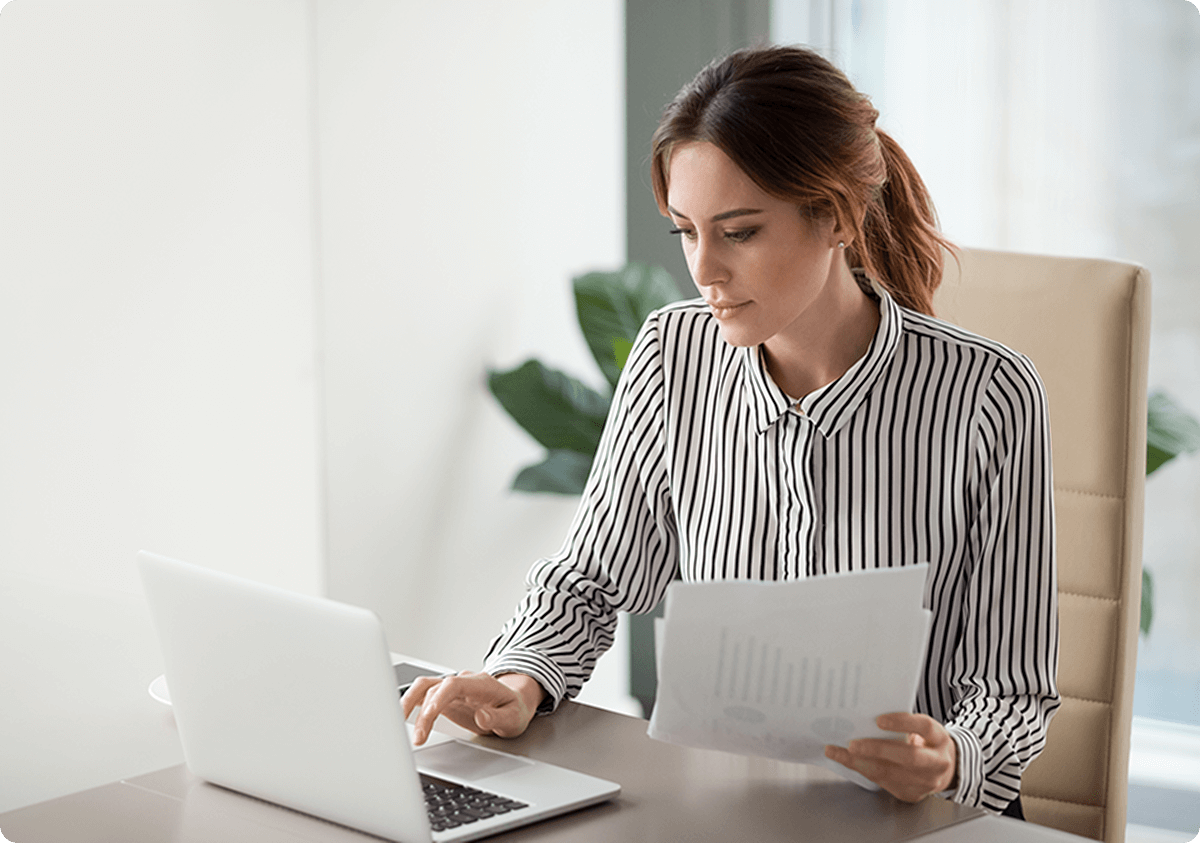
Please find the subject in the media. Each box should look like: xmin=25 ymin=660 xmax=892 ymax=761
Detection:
xmin=0 ymin=697 xmax=994 ymax=843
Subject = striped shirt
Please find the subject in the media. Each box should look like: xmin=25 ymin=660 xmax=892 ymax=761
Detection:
xmin=484 ymin=278 xmax=1059 ymax=812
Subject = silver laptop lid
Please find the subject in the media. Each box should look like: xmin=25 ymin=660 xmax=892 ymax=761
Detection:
xmin=137 ymin=550 xmax=432 ymax=843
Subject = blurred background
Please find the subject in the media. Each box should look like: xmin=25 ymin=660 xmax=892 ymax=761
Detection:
xmin=1 ymin=0 xmax=1197 ymax=837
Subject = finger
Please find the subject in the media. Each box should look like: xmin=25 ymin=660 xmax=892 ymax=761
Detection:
xmin=401 ymin=675 xmax=443 ymax=721
xmin=876 ymin=712 xmax=947 ymax=747
xmin=467 ymin=682 xmax=528 ymax=739
xmin=412 ymin=675 xmax=464 ymax=744
xmin=845 ymin=737 xmax=927 ymax=769
xmin=485 ymin=702 xmax=534 ymax=738
xmin=825 ymin=744 xmax=884 ymax=774
xmin=825 ymin=745 xmax=892 ymax=788
xmin=824 ymin=744 xmax=852 ymax=767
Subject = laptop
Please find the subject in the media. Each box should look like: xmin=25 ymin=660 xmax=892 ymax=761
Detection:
xmin=137 ymin=551 xmax=620 ymax=843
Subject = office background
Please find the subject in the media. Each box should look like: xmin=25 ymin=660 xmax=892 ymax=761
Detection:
xmin=1 ymin=0 xmax=1197 ymax=836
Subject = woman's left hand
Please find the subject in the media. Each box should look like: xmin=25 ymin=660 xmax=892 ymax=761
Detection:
xmin=823 ymin=712 xmax=958 ymax=802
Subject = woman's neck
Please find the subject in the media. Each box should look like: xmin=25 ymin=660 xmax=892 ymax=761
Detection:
xmin=761 ymin=264 xmax=881 ymax=402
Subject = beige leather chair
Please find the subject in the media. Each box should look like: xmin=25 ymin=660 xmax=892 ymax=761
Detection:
xmin=934 ymin=247 xmax=1151 ymax=842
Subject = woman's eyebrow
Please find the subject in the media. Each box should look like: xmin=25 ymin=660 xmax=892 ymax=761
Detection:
xmin=667 ymin=206 xmax=764 ymax=222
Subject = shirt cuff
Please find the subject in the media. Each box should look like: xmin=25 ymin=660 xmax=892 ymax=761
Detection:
xmin=943 ymin=723 xmax=984 ymax=808
xmin=483 ymin=648 xmax=566 ymax=715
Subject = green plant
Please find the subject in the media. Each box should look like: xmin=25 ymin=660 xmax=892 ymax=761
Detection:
xmin=487 ymin=263 xmax=681 ymax=494
xmin=1142 ymin=389 xmax=1200 ymax=634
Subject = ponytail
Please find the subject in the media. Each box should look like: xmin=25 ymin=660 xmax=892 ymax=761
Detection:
xmin=849 ymin=130 xmax=953 ymax=317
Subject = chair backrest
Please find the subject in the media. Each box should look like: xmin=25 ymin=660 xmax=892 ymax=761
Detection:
xmin=934 ymin=247 xmax=1150 ymax=842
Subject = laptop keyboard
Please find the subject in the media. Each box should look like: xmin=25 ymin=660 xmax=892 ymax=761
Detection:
xmin=420 ymin=774 xmax=529 ymax=833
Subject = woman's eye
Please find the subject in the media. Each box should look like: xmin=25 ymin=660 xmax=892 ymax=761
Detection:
xmin=668 ymin=227 xmax=697 ymax=242
xmin=724 ymin=228 xmax=758 ymax=243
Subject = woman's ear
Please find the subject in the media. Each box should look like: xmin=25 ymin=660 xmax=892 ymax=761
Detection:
xmin=827 ymin=216 xmax=850 ymax=251
xmin=830 ymin=208 xmax=865 ymax=252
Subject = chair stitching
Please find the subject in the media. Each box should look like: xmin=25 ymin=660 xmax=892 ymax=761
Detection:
xmin=1059 ymin=590 xmax=1119 ymax=604
xmin=1061 ymin=694 xmax=1112 ymax=707
xmin=1054 ymin=486 xmax=1124 ymax=501
xmin=1023 ymin=793 xmax=1105 ymax=809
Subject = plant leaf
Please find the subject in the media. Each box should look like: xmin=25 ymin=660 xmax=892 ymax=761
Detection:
xmin=512 ymin=449 xmax=593 ymax=495
xmin=613 ymin=337 xmax=634 ymax=373
xmin=487 ymin=359 xmax=609 ymax=455
xmin=1140 ymin=568 xmax=1153 ymax=635
xmin=1147 ymin=390 xmax=1200 ymax=475
xmin=575 ymin=263 xmax=681 ymax=388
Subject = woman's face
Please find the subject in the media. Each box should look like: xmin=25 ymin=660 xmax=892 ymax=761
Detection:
xmin=665 ymin=141 xmax=844 ymax=350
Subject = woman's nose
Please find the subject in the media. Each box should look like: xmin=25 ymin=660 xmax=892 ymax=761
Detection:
xmin=689 ymin=238 xmax=726 ymax=288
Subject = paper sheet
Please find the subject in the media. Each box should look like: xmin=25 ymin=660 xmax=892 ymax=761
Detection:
xmin=647 ymin=564 xmax=933 ymax=789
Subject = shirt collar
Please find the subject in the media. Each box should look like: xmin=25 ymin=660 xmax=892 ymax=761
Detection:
xmin=740 ymin=275 xmax=903 ymax=438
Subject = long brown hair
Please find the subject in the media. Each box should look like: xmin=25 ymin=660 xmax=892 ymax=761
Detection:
xmin=650 ymin=46 xmax=952 ymax=316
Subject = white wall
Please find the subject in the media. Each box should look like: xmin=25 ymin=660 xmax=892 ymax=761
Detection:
xmin=0 ymin=0 xmax=323 ymax=595
xmin=314 ymin=0 xmax=629 ymax=694
xmin=0 ymin=0 xmax=629 ymax=813
xmin=0 ymin=0 xmax=324 ymax=811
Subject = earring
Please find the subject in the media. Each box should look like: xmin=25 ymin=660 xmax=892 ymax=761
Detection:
xmin=837 ymin=241 xmax=845 ymax=249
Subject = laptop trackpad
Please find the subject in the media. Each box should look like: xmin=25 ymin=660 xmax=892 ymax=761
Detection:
xmin=414 ymin=740 xmax=534 ymax=782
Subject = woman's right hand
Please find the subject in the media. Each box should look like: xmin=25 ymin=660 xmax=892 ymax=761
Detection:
xmin=401 ymin=670 xmax=545 ymax=746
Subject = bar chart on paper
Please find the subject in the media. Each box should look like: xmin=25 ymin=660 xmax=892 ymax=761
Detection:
xmin=710 ymin=629 xmax=864 ymax=730
xmin=648 ymin=565 xmax=933 ymax=784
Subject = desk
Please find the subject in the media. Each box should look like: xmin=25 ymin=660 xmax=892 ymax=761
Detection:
xmin=0 ymin=697 xmax=1089 ymax=843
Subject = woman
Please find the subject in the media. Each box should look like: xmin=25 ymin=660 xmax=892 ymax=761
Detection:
xmin=403 ymin=46 xmax=1058 ymax=817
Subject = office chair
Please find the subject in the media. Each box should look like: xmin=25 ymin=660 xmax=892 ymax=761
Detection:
xmin=934 ymin=247 xmax=1151 ymax=842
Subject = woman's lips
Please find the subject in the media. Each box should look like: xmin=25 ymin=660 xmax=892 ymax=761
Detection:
xmin=707 ymin=300 xmax=750 ymax=319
